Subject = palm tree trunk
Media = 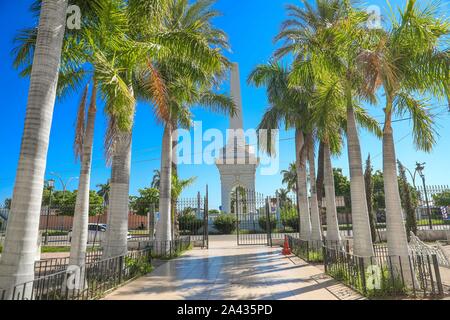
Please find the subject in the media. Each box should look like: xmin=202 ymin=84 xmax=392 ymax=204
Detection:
xmin=307 ymin=134 xmax=322 ymax=241
xmin=295 ymin=129 xmax=311 ymax=240
xmin=323 ymin=143 xmax=341 ymax=242
xmin=156 ymin=123 xmax=173 ymax=252
xmin=171 ymin=127 xmax=178 ymax=239
xmin=316 ymin=141 xmax=325 ymax=209
xmin=383 ymin=102 xmax=413 ymax=283
xmin=103 ymin=131 xmax=132 ymax=259
xmin=346 ymin=97 xmax=374 ymax=257
xmin=0 ymin=0 xmax=68 ymax=298
xmin=70 ymin=81 xmax=97 ymax=268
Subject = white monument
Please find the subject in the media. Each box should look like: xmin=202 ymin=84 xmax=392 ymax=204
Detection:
xmin=216 ymin=63 xmax=259 ymax=213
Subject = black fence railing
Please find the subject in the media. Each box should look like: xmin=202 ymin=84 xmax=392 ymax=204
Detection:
xmin=147 ymin=238 xmax=192 ymax=259
xmin=323 ymin=247 xmax=444 ymax=298
xmin=2 ymin=248 xmax=153 ymax=301
xmin=287 ymin=236 xmax=350 ymax=263
xmin=0 ymin=197 xmax=205 ymax=247
xmin=32 ymin=238 xmax=191 ymax=281
xmin=34 ymin=249 xmax=103 ymax=278
xmin=4 ymin=249 xmax=149 ymax=300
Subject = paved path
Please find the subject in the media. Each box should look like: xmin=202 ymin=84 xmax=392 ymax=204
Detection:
xmin=103 ymin=240 xmax=363 ymax=300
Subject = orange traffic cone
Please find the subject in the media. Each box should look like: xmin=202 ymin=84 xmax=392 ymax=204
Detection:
xmin=282 ymin=236 xmax=292 ymax=255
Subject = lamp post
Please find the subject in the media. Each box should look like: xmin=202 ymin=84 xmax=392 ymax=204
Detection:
xmin=415 ymin=162 xmax=433 ymax=230
xmin=49 ymin=172 xmax=78 ymax=201
xmin=44 ymin=179 xmax=55 ymax=245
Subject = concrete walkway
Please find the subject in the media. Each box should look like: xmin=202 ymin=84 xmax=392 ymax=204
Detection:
xmin=103 ymin=240 xmax=363 ymax=300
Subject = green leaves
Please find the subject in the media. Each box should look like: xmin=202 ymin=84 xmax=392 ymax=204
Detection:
xmin=394 ymin=92 xmax=437 ymax=152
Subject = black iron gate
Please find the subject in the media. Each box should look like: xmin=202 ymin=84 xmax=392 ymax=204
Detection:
xmin=234 ymin=189 xmax=271 ymax=246
xmin=175 ymin=187 xmax=209 ymax=248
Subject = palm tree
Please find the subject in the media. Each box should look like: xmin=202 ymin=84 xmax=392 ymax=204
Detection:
xmin=151 ymin=170 xmax=161 ymax=189
xmin=172 ymin=175 xmax=197 ymax=202
xmin=96 ymin=181 xmax=110 ymax=206
xmin=311 ymin=71 xmax=382 ymax=243
xmin=249 ymin=62 xmax=313 ymax=241
xmin=281 ymin=163 xmax=297 ymax=193
xmin=0 ymin=0 xmax=69 ymax=297
xmin=100 ymin=0 xmax=232 ymax=257
xmin=11 ymin=0 xmax=141 ymax=266
xmin=359 ymin=0 xmax=449 ymax=276
xmin=305 ymin=133 xmax=323 ymax=241
xmin=278 ymin=0 xmax=379 ymax=257
xmin=276 ymin=188 xmax=291 ymax=208
xmin=133 ymin=0 xmax=233 ymax=250
xmin=70 ymin=81 xmax=98 ymax=268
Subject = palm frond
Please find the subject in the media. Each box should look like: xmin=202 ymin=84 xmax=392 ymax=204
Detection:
xmin=74 ymin=84 xmax=90 ymax=161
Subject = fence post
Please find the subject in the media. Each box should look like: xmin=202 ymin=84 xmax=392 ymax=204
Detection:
xmin=431 ymin=254 xmax=444 ymax=296
xmin=359 ymin=257 xmax=367 ymax=295
xmin=203 ymin=185 xmax=209 ymax=249
xmin=265 ymin=197 xmax=272 ymax=247
xmin=323 ymin=246 xmax=328 ymax=273
xmin=118 ymin=256 xmax=124 ymax=284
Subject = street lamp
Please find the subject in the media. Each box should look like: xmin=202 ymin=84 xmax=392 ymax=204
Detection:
xmin=49 ymin=172 xmax=78 ymax=201
xmin=415 ymin=162 xmax=433 ymax=230
xmin=44 ymin=179 xmax=55 ymax=245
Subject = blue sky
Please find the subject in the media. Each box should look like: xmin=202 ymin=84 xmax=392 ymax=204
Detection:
xmin=0 ymin=0 xmax=449 ymax=209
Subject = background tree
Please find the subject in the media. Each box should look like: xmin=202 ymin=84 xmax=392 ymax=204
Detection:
xmin=433 ymin=191 xmax=450 ymax=207
xmin=96 ymin=181 xmax=110 ymax=206
xmin=398 ymin=161 xmax=418 ymax=241
xmin=333 ymin=168 xmax=351 ymax=212
xmin=281 ymin=163 xmax=297 ymax=193
xmin=364 ymin=155 xmax=377 ymax=242
xmin=151 ymin=170 xmax=160 ymax=189
xmin=129 ymin=187 xmax=160 ymax=216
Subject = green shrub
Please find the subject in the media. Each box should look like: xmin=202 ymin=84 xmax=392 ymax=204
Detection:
xmin=213 ymin=214 xmax=236 ymax=234
xmin=258 ymin=214 xmax=277 ymax=232
xmin=125 ymin=256 xmax=153 ymax=275
xmin=280 ymin=206 xmax=299 ymax=231
xmin=178 ymin=212 xmax=203 ymax=234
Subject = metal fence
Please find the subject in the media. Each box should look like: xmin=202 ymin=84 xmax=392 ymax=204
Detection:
xmin=415 ymin=185 xmax=450 ymax=231
xmin=0 ymin=195 xmax=206 ymax=247
xmin=34 ymin=249 xmax=103 ymax=279
xmin=1 ymin=237 xmax=192 ymax=301
xmin=323 ymin=247 xmax=444 ymax=297
xmin=333 ymin=185 xmax=450 ymax=234
xmin=175 ymin=194 xmax=208 ymax=248
xmin=3 ymin=248 xmax=152 ymax=301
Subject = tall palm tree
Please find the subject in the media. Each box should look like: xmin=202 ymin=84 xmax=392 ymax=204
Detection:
xmin=0 ymin=0 xmax=69 ymax=297
xmin=133 ymin=0 xmax=233 ymax=250
xmin=70 ymin=81 xmax=98 ymax=268
xmin=249 ymin=62 xmax=313 ymax=241
xmin=278 ymin=0 xmax=379 ymax=257
xmin=11 ymin=0 xmax=141 ymax=266
xmin=311 ymin=69 xmax=382 ymax=243
xmin=359 ymin=0 xmax=449 ymax=276
xmin=100 ymin=0 xmax=232 ymax=257
xmin=305 ymin=133 xmax=323 ymax=241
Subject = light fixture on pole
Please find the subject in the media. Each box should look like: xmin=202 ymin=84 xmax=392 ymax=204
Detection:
xmin=415 ymin=162 xmax=433 ymax=230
